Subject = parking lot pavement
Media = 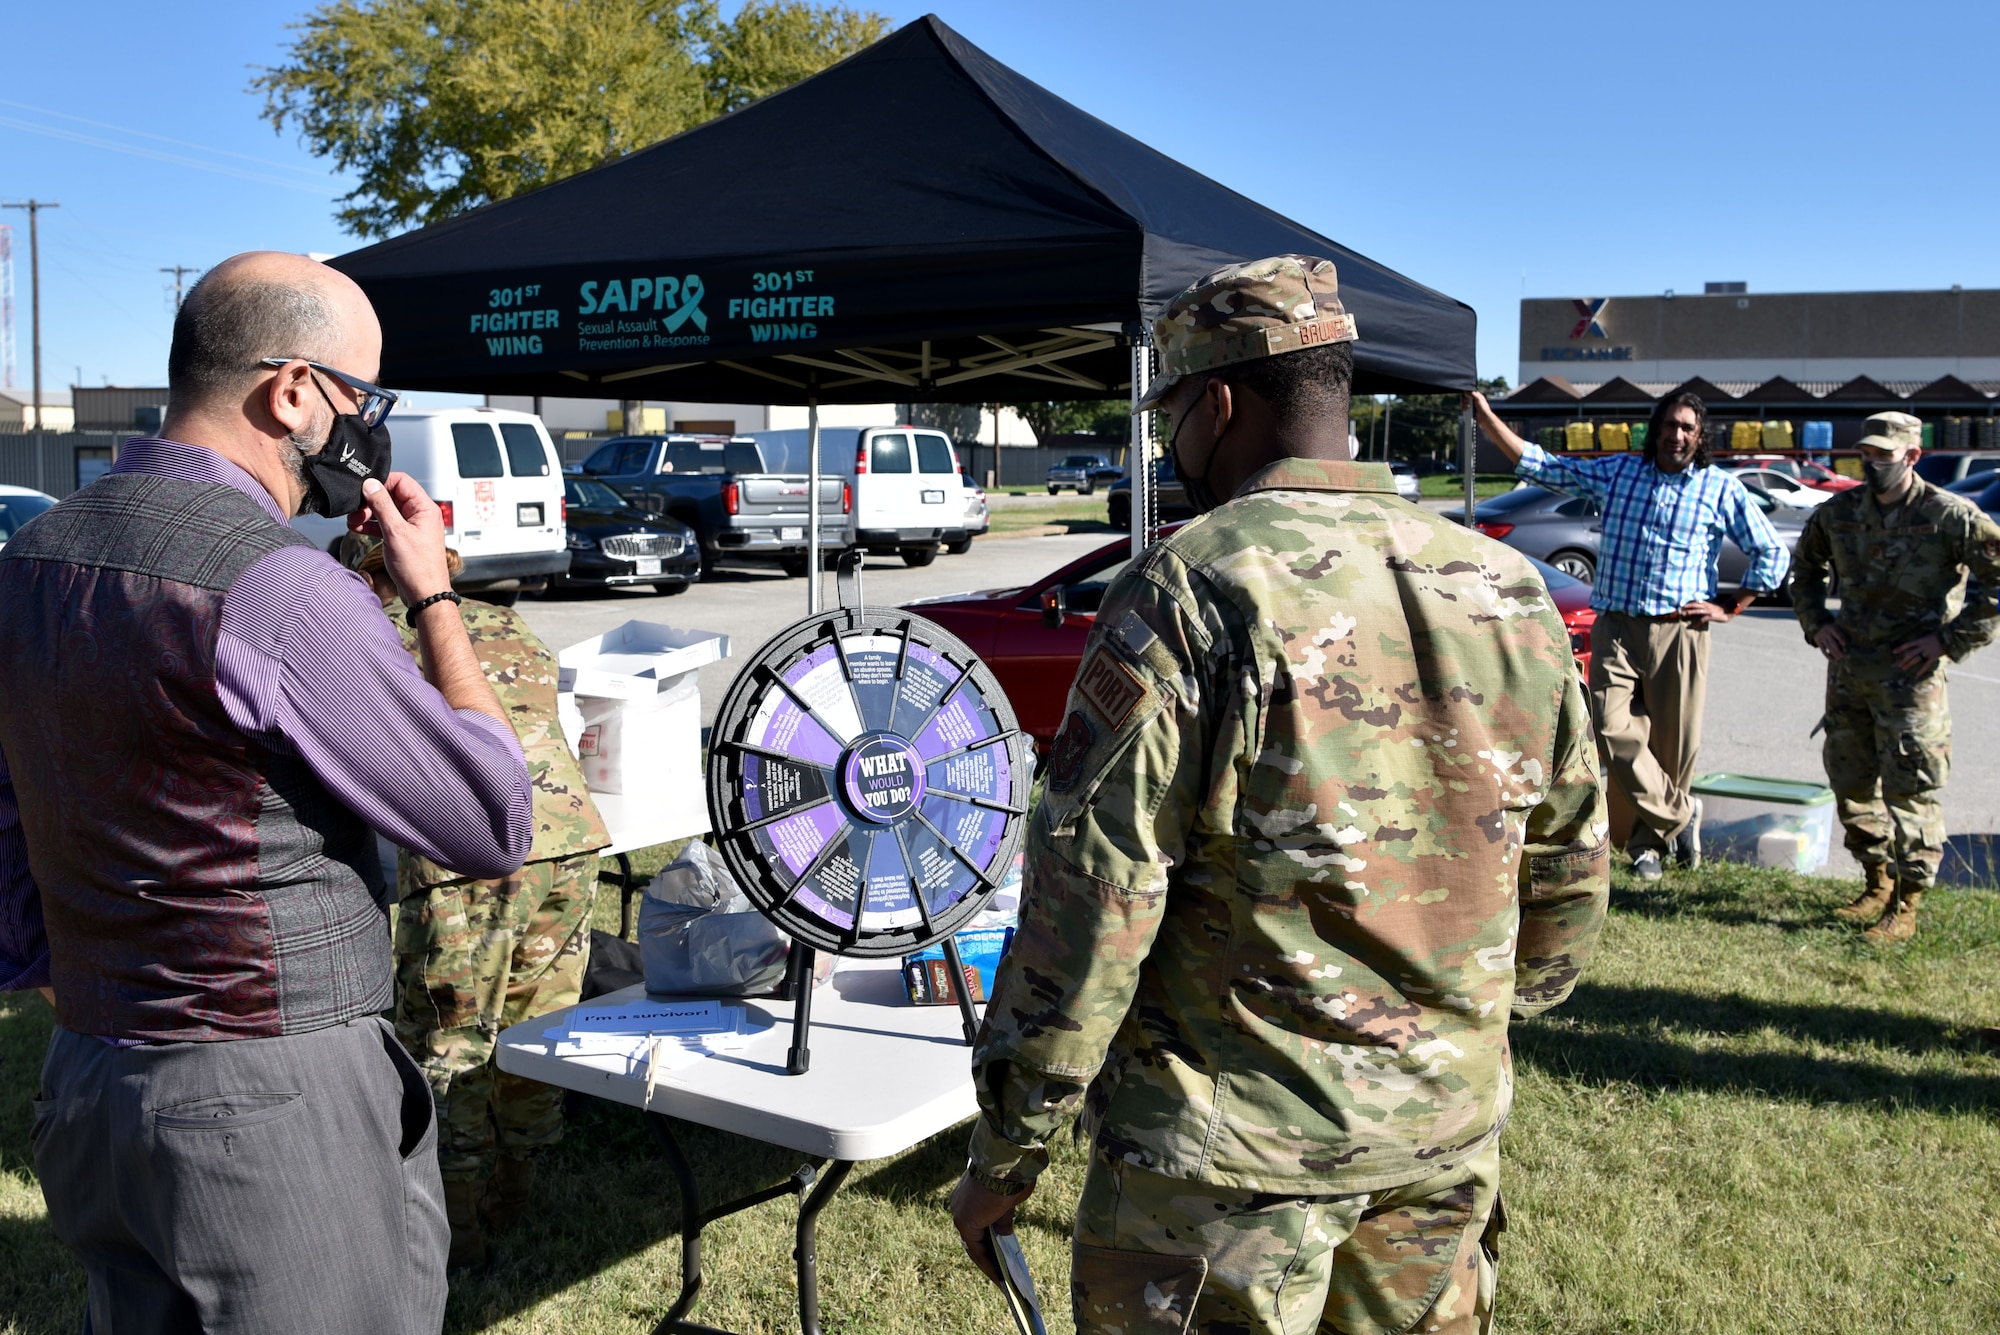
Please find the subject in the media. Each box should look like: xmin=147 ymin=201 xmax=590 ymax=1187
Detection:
xmin=518 ymin=538 xmax=2000 ymax=886
xmin=514 ymin=532 xmax=1110 ymax=727
xmin=1703 ymin=606 xmax=2000 ymax=879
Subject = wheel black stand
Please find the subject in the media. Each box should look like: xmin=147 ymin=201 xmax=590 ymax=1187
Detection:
xmin=785 ymin=944 xmax=817 ymax=1075
xmin=781 ymin=937 xmax=979 ymax=1076
xmin=647 ymin=1113 xmax=854 ymax=1335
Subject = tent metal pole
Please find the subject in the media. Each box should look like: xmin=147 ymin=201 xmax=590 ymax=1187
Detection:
xmin=807 ymin=397 xmax=822 ymax=614
xmin=1461 ymin=406 xmax=1476 ymax=527
xmin=1129 ymin=335 xmax=1150 ymax=561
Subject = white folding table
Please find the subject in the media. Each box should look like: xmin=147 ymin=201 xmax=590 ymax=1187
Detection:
xmin=495 ymin=957 xmax=980 ymax=1335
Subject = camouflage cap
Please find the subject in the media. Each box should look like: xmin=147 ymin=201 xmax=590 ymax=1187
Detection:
xmin=337 ymin=530 xmax=382 ymax=572
xmin=1135 ymin=255 xmax=1359 ymax=412
xmin=1857 ymin=410 xmax=1923 ymax=453
xmin=336 ymin=530 xmax=464 ymax=580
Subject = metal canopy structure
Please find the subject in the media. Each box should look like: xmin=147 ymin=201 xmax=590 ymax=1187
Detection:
xmin=328 ymin=15 xmax=1476 ymax=406
xmin=332 ymin=14 xmax=1483 ymax=608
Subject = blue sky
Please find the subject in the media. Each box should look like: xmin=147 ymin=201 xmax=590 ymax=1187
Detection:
xmin=2 ymin=0 xmax=1995 ymax=398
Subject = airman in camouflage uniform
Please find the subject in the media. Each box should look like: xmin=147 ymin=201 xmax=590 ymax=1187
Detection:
xmin=1793 ymin=411 xmax=2000 ymax=941
xmin=948 ymin=257 xmax=1610 ymax=1335
xmin=343 ymin=537 xmax=609 ymax=1266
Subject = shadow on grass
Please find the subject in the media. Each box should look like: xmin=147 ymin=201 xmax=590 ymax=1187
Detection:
xmin=443 ymin=1101 xmax=816 ymax=1332
xmin=1516 ymin=982 xmax=2000 ymax=1114
xmin=0 ymin=996 xmax=83 ymax=1335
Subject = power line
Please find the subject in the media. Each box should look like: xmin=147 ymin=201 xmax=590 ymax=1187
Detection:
xmin=0 ymin=225 xmax=14 ymax=389
xmin=1 ymin=200 xmax=58 ymax=488
xmin=160 ymin=264 xmax=202 ymax=312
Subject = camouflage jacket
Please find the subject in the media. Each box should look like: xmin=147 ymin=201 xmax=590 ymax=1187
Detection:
xmin=1792 ymin=477 xmax=2000 ymax=678
xmin=969 ymin=458 xmax=1609 ymax=1194
xmin=387 ymin=597 xmax=609 ymax=886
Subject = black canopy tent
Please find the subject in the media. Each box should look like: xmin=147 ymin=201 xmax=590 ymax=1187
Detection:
xmin=332 ymin=15 xmax=1480 ymax=609
xmin=330 ymin=14 xmax=1474 ymax=405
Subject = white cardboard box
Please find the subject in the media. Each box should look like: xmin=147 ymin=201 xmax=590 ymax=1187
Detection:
xmin=556 ymin=621 xmax=729 ymax=838
xmin=557 ymin=621 xmax=730 ymax=699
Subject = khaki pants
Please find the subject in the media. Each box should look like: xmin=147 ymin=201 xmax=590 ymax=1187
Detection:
xmin=1070 ymin=1140 xmax=1502 ymax=1335
xmin=1590 ymin=611 xmax=1710 ymax=854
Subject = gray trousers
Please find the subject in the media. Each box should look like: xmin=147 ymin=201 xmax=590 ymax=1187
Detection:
xmin=32 ymin=1015 xmax=448 ymax=1335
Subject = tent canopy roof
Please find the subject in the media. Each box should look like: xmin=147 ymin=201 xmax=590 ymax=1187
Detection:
xmin=332 ymin=15 xmax=1474 ymax=404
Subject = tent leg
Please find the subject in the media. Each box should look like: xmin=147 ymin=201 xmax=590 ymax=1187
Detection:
xmin=1460 ymin=406 xmax=1476 ymax=526
xmin=807 ymin=398 xmax=821 ymax=615
xmin=1129 ymin=335 xmax=1151 ymax=560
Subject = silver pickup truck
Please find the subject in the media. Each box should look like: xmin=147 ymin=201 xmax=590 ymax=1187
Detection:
xmin=576 ymin=434 xmax=848 ymax=576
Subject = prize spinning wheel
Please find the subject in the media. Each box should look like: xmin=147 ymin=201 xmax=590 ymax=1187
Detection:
xmin=706 ymin=605 xmax=1030 ymax=962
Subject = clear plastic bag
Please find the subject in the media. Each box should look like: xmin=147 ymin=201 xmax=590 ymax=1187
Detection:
xmin=638 ymin=841 xmax=792 ymax=996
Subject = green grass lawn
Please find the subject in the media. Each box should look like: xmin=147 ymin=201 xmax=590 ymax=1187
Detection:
xmin=5 ymin=856 xmax=1998 ymax=1333
xmin=981 ymin=496 xmax=1118 ymax=537
xmin=1419 ymin=472 xmax=1519 ymax=500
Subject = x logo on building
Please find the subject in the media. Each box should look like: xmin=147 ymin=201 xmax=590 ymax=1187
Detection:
xmin=1570 ymin=298 xmax=1609 ymax=339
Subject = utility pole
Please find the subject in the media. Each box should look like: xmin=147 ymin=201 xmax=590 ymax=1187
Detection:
xmin=2 ymin=201 xmax=57 ymax=491
xmin=160 ymin=264 xmax=202 ymax=312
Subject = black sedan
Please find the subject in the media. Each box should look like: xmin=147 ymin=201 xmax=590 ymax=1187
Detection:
xmin=559 ymin=477 xmax=701 ymax=595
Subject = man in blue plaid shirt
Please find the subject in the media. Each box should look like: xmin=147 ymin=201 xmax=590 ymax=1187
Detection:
xmin=1468 ymin=391 xmax=1790 ymax=881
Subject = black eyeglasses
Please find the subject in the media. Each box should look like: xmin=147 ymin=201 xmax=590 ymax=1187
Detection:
xmin=259 ymin=357 xmax=399 ymax=429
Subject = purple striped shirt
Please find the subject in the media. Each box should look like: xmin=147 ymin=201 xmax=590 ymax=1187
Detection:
xmin=0 ymin=438 xmax=532 ymax=991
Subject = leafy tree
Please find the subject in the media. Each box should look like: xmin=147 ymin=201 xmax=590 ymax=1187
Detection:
xmin=1004 ymin=400 xmax=1128 ymax=443
xmin=256 ymin=0 xmax=891 ymax=237
xmin=1352 ymin=376 xmax=1509 ymax=467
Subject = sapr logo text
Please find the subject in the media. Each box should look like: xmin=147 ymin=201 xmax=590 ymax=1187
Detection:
xmin=578 ymin=275 xmax=707 ymax=334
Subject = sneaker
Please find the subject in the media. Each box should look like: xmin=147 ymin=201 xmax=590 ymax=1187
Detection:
xmin=1673 ymin=799 xmax=1703 ymax=871
xmin=1632 ymin=849 xmax=1664 ymax=882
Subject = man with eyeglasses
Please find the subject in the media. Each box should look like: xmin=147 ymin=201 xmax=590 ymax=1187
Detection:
xmin=0 ymin=251 xmax=532 ymax=1330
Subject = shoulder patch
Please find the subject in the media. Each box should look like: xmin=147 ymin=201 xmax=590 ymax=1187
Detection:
xmin=1076 ymin=646 xmax=1147 ymax=729
xmin=1047 ymin=710 xmax=1095 ymax=793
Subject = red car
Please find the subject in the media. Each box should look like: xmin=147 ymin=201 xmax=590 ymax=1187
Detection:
xmin=1732 ymin=455 xmax=1861 ymax=492
xmin=904 ymin=530 xmax=1596 ymax=750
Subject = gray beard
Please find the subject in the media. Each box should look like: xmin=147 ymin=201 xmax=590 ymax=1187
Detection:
xmin=282 ymin=422 xmax=324 ymax=515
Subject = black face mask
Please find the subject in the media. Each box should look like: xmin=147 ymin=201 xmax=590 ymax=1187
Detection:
xmin=1168 ymin=387 xmax=1225 ymax=515
xmin=1862 ymin=456 xmax=1910 ymax=496
xmin=298 ymin=381 xmax=393 ymax=517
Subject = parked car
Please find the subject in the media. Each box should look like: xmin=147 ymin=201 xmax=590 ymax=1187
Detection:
xmin=1463 ymin=483 xmax=1805 ymax=592
xmin=1105 ymin=455 xmax=1193 ymax=529
xmin=1046 ymin=453 xmax=1120 ymax=495
xmin=579 ymin=433 xmax=847 ymax=577
xmin=293 ymin=406 xmax=567 ymax=604
xmin=1724 ymin=466 xmax=1831 ymax=509
xmin=1388 ymin=460 xmax=1422 ymax=501
xmin=1729 ymin=454 xmax=1859 ymax=492
xmin=556 ymin=476 xmax=700 ymax=594
xmin=904 ymin=530 xmax=1595 ymax=748
xmin=1914 ymin=451 xmax=2000 ymax=488
xmin=0 ymin=484 xmax=57 ymax=552
xmin=1957 ymin=475 xmax=2000 ymax=515
xmin=754 ymin=426 xmax=963 ymax=567
xmin=949 ymin=474 xmax=989 ymax=554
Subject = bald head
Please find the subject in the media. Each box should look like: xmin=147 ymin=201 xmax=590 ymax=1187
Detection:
xmin=167 ymin=252 xmax=381 ymax=412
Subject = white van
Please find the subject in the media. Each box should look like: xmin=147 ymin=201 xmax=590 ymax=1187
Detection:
xmin=292 ymin=406 xmax=567 ymax=602
xmin=752 ymin=426 xmax=963 ymax=567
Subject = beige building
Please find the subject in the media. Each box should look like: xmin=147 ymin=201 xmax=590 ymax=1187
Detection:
xmin=1519 ymin=285 xmax=2000 ymax=389
xmin=0 ymin=388 xmax=73 ymax=433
